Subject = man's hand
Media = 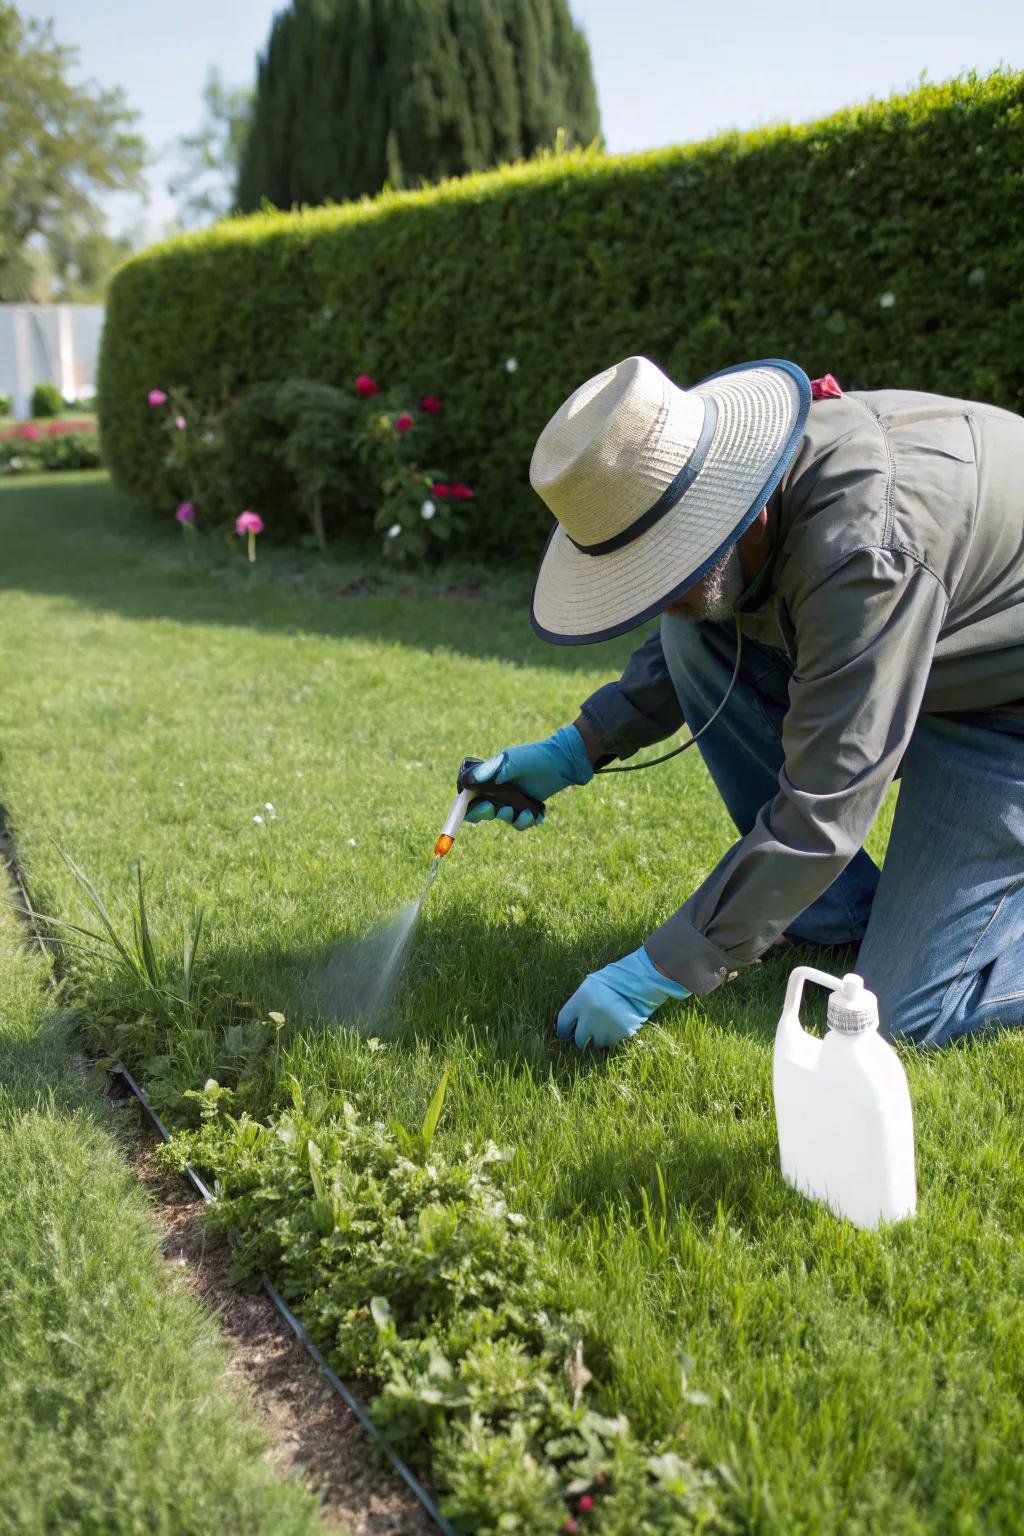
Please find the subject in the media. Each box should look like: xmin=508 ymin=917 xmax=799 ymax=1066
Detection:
xmin=465 ymin=724 xmax=594 ymax=829
xmin=556 ymin=946 xmax=690 ymax=1049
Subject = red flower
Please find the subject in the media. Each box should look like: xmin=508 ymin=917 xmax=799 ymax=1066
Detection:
xmin=48 ymin=422 xmax=65 ymax=435
xmin=810 ymin=374 xmax=842 ymax=400
xmin=449 ymin=482 xmax=473 ymax=500
xmin=395 ymin=414 xmax=414 ymax=433
xmin=561 ymin=1523 xmax=578 ymax=1536
xmin=577 ymin=1494 xmax=594 ymax=1513
xmin=432 ymin=482 xmax=450 ymax=498
xmin=355 ymin=374 xmax=379 ymax=397
xmin=21 ymin=424 xmax=40 ymax=441
xmin=421 ymin=394 xmax=442 ymax=414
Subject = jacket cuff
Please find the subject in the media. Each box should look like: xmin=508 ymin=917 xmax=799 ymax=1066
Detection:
xmin=579 ymin=683 xmax=651 ymax=761
xmin=645 ymin=910 xmax=739 ymax=995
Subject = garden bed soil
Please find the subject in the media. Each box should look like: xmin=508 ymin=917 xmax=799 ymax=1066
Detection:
xmin=116 ymin=1104 xmax=434 ymax=1536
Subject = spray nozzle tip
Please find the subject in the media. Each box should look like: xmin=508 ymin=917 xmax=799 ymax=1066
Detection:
xmin=434 ymin=833 xmax=455 ymax=857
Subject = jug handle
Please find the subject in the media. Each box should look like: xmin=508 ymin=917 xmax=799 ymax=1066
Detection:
xmin=782 ymin=965 xmax=842 ymax=1033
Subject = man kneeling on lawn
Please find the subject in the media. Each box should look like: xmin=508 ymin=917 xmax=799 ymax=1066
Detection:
xmin=465 ymin=357 xmax=1024 ymax=1050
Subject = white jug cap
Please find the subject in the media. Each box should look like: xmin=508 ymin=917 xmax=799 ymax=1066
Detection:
xmin=826 ymin=973 xmax=879 ymax=1035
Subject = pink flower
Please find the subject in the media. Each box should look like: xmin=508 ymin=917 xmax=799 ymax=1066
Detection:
xmin=811 ymin=374 xmax=842 ymax=400
xmin=148 ymin=389 xmax=168 ymax=407
xmin=175 ymin=501 xmax=194 ymax=523
xmin=449 ymin=482 xmax=473 ymax=500
xmin=395 ymin=413 xmax=414 ymax=433
xmin=577 ymin=1494 xmax=594 ymax=1513
xmin=355 ymin=374 xmax=378 ymax=397
xmin=21 ymin=424 xmax=40 ymax=441
xmin=431 ymin=482 xmax=450 ymax=498
xmin=175 ymin=414 xmax=186 ymax=430
xmin=421 ymin=395 xmax=442 ymax=414
xmin=47 ymin=422 xmax=66 ymax=436
xmin=236 ymin=509 xmax=263 ymax=564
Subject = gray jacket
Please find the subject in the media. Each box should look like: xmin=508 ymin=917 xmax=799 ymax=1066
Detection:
xmin=579 ymin=389 xmax=1024 ymax=993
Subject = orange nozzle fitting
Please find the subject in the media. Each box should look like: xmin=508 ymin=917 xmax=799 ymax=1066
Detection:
xmin=434 ymin=833 xmax=455 ymax=857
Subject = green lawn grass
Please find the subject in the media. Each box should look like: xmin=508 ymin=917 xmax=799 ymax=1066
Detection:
xmin=2 ymin=472 xmax=1023 ymax=1534
xmin=0 ymin=873 xmax=323 ymax=1533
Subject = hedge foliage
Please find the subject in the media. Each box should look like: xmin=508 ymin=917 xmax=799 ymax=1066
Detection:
xmin=100 ymin=71 xmax=1024 ymax=556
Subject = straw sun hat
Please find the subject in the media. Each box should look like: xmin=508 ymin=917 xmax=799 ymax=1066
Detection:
xmin=529 ymin=356 xmax=811 ymax=644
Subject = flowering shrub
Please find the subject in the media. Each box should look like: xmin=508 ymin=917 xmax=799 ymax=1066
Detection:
xmin=0 ymin=419 xmax=96 ymax=442
xmin=0 ymin=426 xmax=102 ymax=475
xmin=352 ymin=380 xmax=472 ymax=564
xmin=155 ymin=387 xmax=235 ymax=528
xmin=144 ymin=372 xmax=475 ymax=565
xmin=273 ymin=380 xmax=359 ymax=549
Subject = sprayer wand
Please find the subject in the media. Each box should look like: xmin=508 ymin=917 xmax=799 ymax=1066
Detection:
xmin=434 ymin=758 xmax=546 ymax=858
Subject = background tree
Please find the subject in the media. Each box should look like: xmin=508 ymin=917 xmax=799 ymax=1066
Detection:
xmin=0 ymin=2 xmax=145 ymax=301
xmin=168 ymin=69 xmax=253 ymax=229
xmin=46 ymin=226 xmax=136 ymax=302
xmin=236 ymin=0 xmax=602 ymax=211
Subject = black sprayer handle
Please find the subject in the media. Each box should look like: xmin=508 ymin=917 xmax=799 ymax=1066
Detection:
xmin=457 ymin=757 xmax=546 ymax=818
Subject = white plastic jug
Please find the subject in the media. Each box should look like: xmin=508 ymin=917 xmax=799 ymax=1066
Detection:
xmin=773 ymin=967 xmax=916 ymax=1230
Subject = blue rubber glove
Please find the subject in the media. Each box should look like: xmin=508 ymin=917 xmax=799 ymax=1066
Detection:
xmin=464 ymin=724 xmax=593 ymax=830
xmin=556 ymin=946 xmax=691 ymax=1050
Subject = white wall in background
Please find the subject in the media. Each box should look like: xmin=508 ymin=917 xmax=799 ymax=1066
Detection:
xmin=0 ymin=304 xmax=105 ymax=418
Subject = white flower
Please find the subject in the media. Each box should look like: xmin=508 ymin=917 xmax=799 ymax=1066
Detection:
xmin=879 ymin=291 xmax=896 ymax=309
xmin=295 ymin=769 xmax=303 ymax=778
xmin=9 ymin=456 xmax=22 ymax=469
xmin=202 ymin=430 xmax=216 ymax=444
xmin=264 ymin=801 xmax=275 ymax=812
xmin=387 ymin=522 xmax=402 ymax=538
xmin=253 ymin=814 xmax=264 ymax=824
xmin=967 ymin=267 xmax=986 ymax=287
xmin=505 ymin=357 xmax=518 ymax=373
xmin=420 ymin=499 xmax=436 ymax=520
xmin=346 ymin=837 xmax=356 ymax=846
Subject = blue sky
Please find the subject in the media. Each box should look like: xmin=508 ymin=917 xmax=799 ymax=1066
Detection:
xmin=19 ymin=0 xmax=1024 ymax=238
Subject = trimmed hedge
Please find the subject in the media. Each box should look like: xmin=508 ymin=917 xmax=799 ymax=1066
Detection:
xmin=100 ymin=70 xmax=1024 ymax=554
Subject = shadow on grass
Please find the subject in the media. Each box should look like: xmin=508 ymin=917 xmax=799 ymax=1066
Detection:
xmin=196 ymin=900 xmax=831 ymax=1077
xmin=0 ymin=474 xmax=635 ymax=675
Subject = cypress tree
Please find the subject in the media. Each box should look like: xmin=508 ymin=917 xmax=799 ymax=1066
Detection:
xmin=236 ymin=0 xmax=602 ymax=212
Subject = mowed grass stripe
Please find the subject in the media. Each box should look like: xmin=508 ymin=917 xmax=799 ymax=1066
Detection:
xmin=0 ymin=869 xmax=322 ymax=1528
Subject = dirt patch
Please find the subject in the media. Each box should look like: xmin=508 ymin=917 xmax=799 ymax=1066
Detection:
xmin=117 ymin=1104 xmax=435 ymax=1536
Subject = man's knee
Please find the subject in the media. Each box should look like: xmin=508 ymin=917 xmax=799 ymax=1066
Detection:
xmin=878 ymin=969 xmax=1024 ymax=1050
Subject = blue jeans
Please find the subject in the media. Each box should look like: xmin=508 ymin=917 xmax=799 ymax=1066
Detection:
xmin=660 ymin=616 xmax=1024 ymax=1047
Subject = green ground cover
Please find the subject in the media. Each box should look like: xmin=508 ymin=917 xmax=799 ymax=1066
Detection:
xmin=2 ymin=472 xmax=1022 ymax=1533
xmin=0 ymin=858 xmax=323 ymax=1530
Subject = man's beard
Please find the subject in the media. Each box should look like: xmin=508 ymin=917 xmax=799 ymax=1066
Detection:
xmin=664 ymin=544 xmax=745 ymax=621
